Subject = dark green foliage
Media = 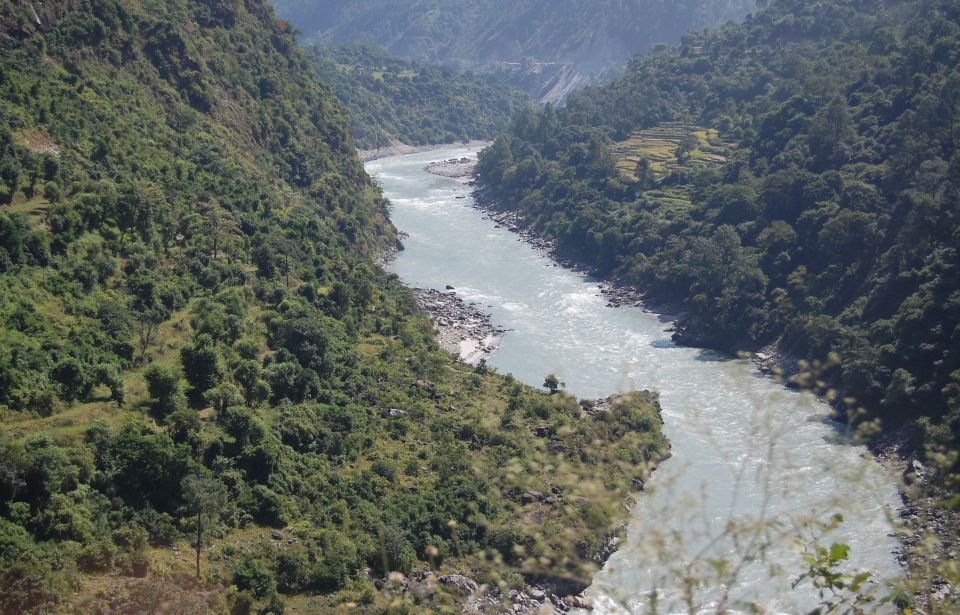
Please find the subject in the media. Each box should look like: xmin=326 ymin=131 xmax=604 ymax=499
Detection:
xmin=0 ymin=518 xmax=78 ymax=615
xmin=371 ymin=523 xmax=416 ymax=575
xmin=274 ymin=546 xmax=310 ymax=593
xmin=106 ymin=426 xmax=194 ymax=513
xmin=543 ymin=373 xmax=560 ymax=393
xmin=165 ymin=409 xmax=202 ymax=444
xmin=234 ymin=554 xmax=278 ymax=599
xmin=144 ymin=363 xmax=187 ymax=417
xmin=0 ymin=0 xmax=671 ymax=611
xmin=311 ymin=529 xmax=364 ymax=591
xmin=181 ymin=334 xmax=224 ymax=395
xmin=477 ymin=0 xmax=960 ymax=468
xmin=0 ymin=212 xmax=47 ymax=270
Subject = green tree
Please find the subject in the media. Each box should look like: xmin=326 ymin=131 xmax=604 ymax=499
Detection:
xmin=675 ymin=134 xmax=700 ymax=164
xmin=634 ymin=156 xmax=655 ymax=189
xmin=129 ymin=275 xmax=174 ymax=364
xmin=807 ymin=95 xmax=853 ymax=169
xmin=233 ymin=554 xmax=278 ymax=600
xmin=203 ymin=382 xmax=244 ymax=415
xmin=51 ymin=357 xmax=90 ymax=403
xmin=181 ymin=473 xmax=229 ymax=579
xmin=543 ymin=373 xmax=560 ymax=393
xmin=180 ymin=334 xmax=224 ymax=395
xmin=0 ymin=153 xmax=20 ymax=203
xmin=144 ymin=363 xmax=187 ymax=416
xmin=196 ymin=197 xmax=240 ymax=260
xmin=95 ymin=364 xmax=126 ymax=407
xmin=233 ymin=360 xmax=271 ymax=407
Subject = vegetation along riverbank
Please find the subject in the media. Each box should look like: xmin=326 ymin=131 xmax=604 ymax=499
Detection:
xmin=475 ymin=0 xmax=960 ymax=605
xmin=2 ymin=0 xmax=958 ymax=611
xmin=0 ymin=1 xmax=671 ymax=613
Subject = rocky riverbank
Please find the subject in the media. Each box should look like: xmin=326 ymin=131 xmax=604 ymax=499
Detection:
xmin=470 ymin=189 xmax=809 ymax=375
xmin=470 ymin=192 xmax=675 ymax=315
xmin=872 ymin=430 xmax=959 ymax=608
xmin=424 ymin=156 xmax=477 ymax=180
xmin=370 ymin=569 xmax=595 ymax=614
xmin=376 ymin=231 xmax=408 ymax=268
xmin=412 ymin=287 xmax=505 ymax=364
xmin=359 ymin=140 xmax=490 ymax=162
xmin=469 ymin=186 xmax=956 ymax=609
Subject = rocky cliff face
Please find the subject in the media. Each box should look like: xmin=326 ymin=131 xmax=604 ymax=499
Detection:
xmin=489 ymin=61 xmax=595 ymax=106
xmin=270 ymin=0 xmax=756 ymax=103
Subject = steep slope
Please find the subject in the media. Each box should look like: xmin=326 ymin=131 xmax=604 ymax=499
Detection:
xmin=306 ymin=42 xmax=531 ymax=149
xmin=476 ymin=0 xmax=960 ymax=482
xmin=0 ymin=1 xmax=668 ymax=613
xmin=271 ymin=0 xmax=757 ymax=103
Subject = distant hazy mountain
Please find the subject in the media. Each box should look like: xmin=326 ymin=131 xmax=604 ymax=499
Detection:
xmin=271 ymin=0 xmax=757 ymax=103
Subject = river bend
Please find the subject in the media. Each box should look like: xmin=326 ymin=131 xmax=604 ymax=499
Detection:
xmin=367 ymin=147 xmax=901 ymax=614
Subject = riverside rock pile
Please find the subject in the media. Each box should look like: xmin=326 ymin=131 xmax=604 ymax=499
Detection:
xmin=470 ymin=193 xmax=652 ymax=308
xmin=376 ymin=230 xmax=409 ymax=267
xmin=412 ymin=288 xmax=504 ymax=363
xmin=476 ymin=207 xmax=569 ymax=263
xmin=466 ymin=581 xmax=594 ymax=613
xmin=425 ymin=157 xmax=477 ymax=179
xmin=377 ymin=569 xmax=593 ymax=613
xmin=599 ymin=283 xmax=645 ymax=308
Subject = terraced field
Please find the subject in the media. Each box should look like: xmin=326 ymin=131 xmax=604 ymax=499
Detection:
xmin=612 ymin=122 xmax=736 ymax=180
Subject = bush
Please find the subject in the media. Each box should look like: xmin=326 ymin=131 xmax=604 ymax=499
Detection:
xmin=144 ymin=363 xmax=187 ymax=416
xmin=312 ymin=529 xmax=363 ymax=591
xmin=233 ymin=554 xmax=277 ymax=600
xmin=51 ymin=357 xmax=91 ymax=403
xmin=204 ymin=382 xmax=244 ymax=414
xmin=43 ymin=181 xmax=61 ymax=202
xmin=370 ymin=524 xmax=415 ymax=575
xmin=371 ymin=459 xmax=397 ymax=482
xmin=164 ymin=408 xmax=202 ymax=443
xmin=0 ymin=521 xmax=78 ymax=614
xmin=180 ymin=334 xmax=224 ymax=394
xmin=275 ymin=547 xmax=310 ymax=593
xmin=248 ymin=485 xmax=291 ymax=526
xmin=137 ymin=509 xmax=178 ymax=547
xmin=78 ymin=539 xmax=117 ymax=572
xmin=31 ymin=492 xmax=95 ymax=542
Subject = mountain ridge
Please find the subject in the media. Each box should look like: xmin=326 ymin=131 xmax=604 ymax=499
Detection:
xmin=271 ymin=0 xmax=757 ymax=103
xmin=0 ymin=2 xmax=668 ymax=612
xmin=477 ymin=0 xmax=960 ymax=486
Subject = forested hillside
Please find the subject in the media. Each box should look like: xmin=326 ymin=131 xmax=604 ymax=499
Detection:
xmin=306 ymin=43 xmax=530 ymax=150
xmin=272 ymin=0 xmax=756 ymax=102
xmin=0 ymin=1 xmax=668 ymax=612
xmin=476 ymin=0 xmax=960 ymax=475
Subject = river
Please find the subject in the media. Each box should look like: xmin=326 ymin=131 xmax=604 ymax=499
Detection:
xmin=367 ymin=147 xmax=902 ymax=614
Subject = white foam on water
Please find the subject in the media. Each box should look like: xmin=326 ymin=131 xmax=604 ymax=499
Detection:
xmin=368 ymin=148 xmax=902 ymax=613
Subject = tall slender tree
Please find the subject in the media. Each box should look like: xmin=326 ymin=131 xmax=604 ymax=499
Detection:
xmin=181 ymin=473 xmax=229 ymax=579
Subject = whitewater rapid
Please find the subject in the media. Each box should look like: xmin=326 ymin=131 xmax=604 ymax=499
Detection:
xmin=368 ymin=148 xmax=901 ymax=613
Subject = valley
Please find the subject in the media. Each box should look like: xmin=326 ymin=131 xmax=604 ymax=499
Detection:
xmin=0 ymin=0 xmax=957 ymax=613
